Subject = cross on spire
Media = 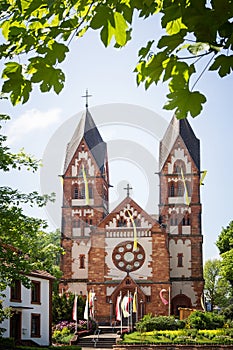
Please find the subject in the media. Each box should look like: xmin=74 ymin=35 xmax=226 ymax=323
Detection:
xmin=82 ymin=89 xmax=92 ymax=109
xmin=124 ymin=183 xmax=133 ymax=197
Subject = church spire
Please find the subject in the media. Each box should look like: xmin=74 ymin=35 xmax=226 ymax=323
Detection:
xmin=159 ymin=115 xmax=200 ymax=171
xmin=63 ymin=105 xmax=107 ymax=176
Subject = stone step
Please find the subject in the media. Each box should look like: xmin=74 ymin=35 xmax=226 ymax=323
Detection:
xmin=77 ymin=332 xmax=118 ymax=349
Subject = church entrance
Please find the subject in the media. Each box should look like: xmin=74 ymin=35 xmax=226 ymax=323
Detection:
xmin=10 ymin=311 xmax=22 ymax=342
xmin=171 ymin=294 xmax=192 ymax=316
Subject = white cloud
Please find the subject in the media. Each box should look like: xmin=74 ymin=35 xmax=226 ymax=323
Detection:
xmin=7 ymin=108 xmax=62 ymax=145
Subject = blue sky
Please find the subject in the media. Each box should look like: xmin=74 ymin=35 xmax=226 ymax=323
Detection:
xmin=1 ymin=15 xmax=233 ymax=262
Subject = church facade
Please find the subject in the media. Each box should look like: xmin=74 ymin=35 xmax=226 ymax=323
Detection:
xmin=60 ymin=105 xmax=204 ymax=323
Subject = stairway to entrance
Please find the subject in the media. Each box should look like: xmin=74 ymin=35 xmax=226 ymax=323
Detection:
xmin=77 ymin=329 xmax=119 ymax=348
xmin=76 ymin=325 xmax=130 ymax=348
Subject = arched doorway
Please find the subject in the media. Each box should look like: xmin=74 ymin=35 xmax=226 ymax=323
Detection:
xmin=171 ymin=294 xmax=191 ymax=316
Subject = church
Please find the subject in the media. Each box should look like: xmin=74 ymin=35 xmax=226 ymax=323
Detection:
xmin=59 ymin=100 xmax=204 ymax=323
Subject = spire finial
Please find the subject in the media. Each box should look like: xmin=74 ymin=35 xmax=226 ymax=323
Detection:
xmin=124 ymin=183 xmax=133 ymax=197
xmin=82 ymin=89 xmax=92 ymax=109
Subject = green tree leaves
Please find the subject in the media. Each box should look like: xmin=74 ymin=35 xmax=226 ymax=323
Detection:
xmin=216 ymin=221 xmax=233 ymax=288
xmin=210 ymin=55 xmax=233 ymax=77
xmin=2 ymin=63 xmax=32 ymax=105
xmin=204 ymin=259 xmax=231 ymax=310
xmin=0 ymin=0 xmax=233 ymax=116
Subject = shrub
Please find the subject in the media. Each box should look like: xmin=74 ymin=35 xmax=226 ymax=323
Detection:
xmin=220 ymin=304 xmax=233 ymax=321
xmin=187 ymin=311 xmax=225 ymax=330
xmin=0 ymin=337 xmax=15 ymax=348
xmin=136 ymin=314 xmax=180 ymax=332
xmin=52 ymin=326 xmax=73 ymax=344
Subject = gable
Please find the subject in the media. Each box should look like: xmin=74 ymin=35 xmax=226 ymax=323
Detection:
xmin=98 ymin=196 xmax=162 ymax=232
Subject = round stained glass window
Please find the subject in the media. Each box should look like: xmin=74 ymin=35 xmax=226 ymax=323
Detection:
xmin=112 ymin=241 xmax=145 ymax=272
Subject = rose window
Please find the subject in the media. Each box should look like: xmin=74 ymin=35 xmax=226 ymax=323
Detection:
xmin=112 ymin=241 xmax=145 ymax=272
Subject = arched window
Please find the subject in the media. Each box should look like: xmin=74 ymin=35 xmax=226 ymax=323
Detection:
xmin=80 ymin=184 xmax=85 ymax=199
xmin=79 ymin=255 xmax=85 ymax=269
xmin=169 ymin=182 xmax=175 ymax=197
xmin=177 ymin=181 xmax=184 ymax=196
xmin=173 ymin=160 xmax=186 ymax=174
xmin=182 ymin=212 xmax=190 ymax=226
xmin=88 ymin=184 xmax=93 ymax=199
xmin=74 ymin=187 xmax=79 ymax=199
xmin=118 ymin=218 xmax=127 ymax=227
xmin=170 ymin=212 xmax=178 ymax=226
xmin=177 ymin=253 xmax=183 ymax=267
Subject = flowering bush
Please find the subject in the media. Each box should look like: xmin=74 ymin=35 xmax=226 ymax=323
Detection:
xmin=77 ymin=319 xmax=88 ymax=330
xmin=54 ymin=321 xmax=76 ymax=332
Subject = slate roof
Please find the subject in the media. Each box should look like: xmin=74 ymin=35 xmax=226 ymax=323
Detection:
xmin=159 ymin=115 xmax=200 ymax=170
xmin=63 ymin=109 xmax=107 ymax=174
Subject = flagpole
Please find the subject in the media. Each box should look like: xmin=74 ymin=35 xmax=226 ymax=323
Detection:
xmin=120 ymin=291 xmax=122 ymax=334
xmin=168 ymin=287 xmax=171 ymax=316
xmin=135 ymin=288 xmax=138 ymax=324
xmin=75 ymin=294 xmax=77 ymax=333
xmin=127 ymin=290 xmax=130 ymax=331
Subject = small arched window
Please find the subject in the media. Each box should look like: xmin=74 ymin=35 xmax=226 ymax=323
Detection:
xmin=80 ymin=184 xmax=85 ymax=199
xmin=88 ymin=184 xmax=93 ymax=199
xmin=118 ymin=218 xmax=127 ymax=227
xmin=182 ymin=212 xmax=190 ymax=226
xmin=177 ymin=181 xmax=184 ymax=196
xmin=74 ymin=187 xmax=79 ymax=199
xmin=79 ymin=254 xmax=85 ymax=269
xmin=173 ymin=160 xmax=186 ymax=174
xmin=169 ymin=182 xmax=175 ymax=197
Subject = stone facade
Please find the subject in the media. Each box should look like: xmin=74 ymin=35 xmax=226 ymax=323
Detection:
xmin=60 ymin=108 xmax=204 ymax=323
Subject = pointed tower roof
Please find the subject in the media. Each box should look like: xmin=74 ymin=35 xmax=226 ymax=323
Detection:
xmin=63 ymin=108 xmax=107 ymax=174
xmin=159 ymin=115 xmax=200 ymax=171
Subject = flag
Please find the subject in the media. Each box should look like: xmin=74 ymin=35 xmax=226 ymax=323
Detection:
xmin=200 ymin=170 xmax=207 ymax=186
xmin=82 ymin=164 xmax=89 ymax=205
xmin=127 ymin=210 xmax=137 ymax=251
xmin=89 ymin=291 xmax=95 ymax=318
xmin=72 ymin=294 xmax=77 ymax=321
xmin=201 ymin=294 xmax=206 ymax=311
xmin=133 ymin=289 xmax=137 ymax=313
xmin=121 ymin=295 xmax=130 ymax=318
xmin=159 ymin=289 xmax=168 ymax=305
xmin=84 ymin=296 xmax=89 ymax=320
xmin=116 ymin=293 xmax=122 ymax=321
xmin=181 ymin=168 xmax=190 ymax=205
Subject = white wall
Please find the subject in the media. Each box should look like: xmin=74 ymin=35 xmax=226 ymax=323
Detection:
xmin=0 ymin=275 xmax=51 ymax=346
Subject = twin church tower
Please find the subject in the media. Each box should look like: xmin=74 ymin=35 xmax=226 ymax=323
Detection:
xmin=59 ymin=100 xmax=204 ymax=323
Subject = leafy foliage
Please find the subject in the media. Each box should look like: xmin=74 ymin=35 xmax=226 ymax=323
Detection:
xmin=187 ymin=310 xmax=225 ymax=330
xmin=136 ymin=313 xmax=185 ymax=332
xmin=216 ymin=221 xmax=233 ymax=287
xmin=0 ymin=0 xmax=232 ymax=118
xmin=52 ymin=293 xmax=86 ymax=324
xmin=0 ymin=115 xmax=58 ymax=322
xmin=204 ymin=259 xmax=232 ymax=310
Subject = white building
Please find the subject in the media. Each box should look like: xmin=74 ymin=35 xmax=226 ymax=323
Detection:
xmin=0 ymin=270 xmax=54 ymax=347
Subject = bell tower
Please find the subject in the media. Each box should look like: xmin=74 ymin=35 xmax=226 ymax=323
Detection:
xmin=159 ymin=116 xmax=204 ymax=315
xmin=60 ymin=103 xmax=109 ymax=294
